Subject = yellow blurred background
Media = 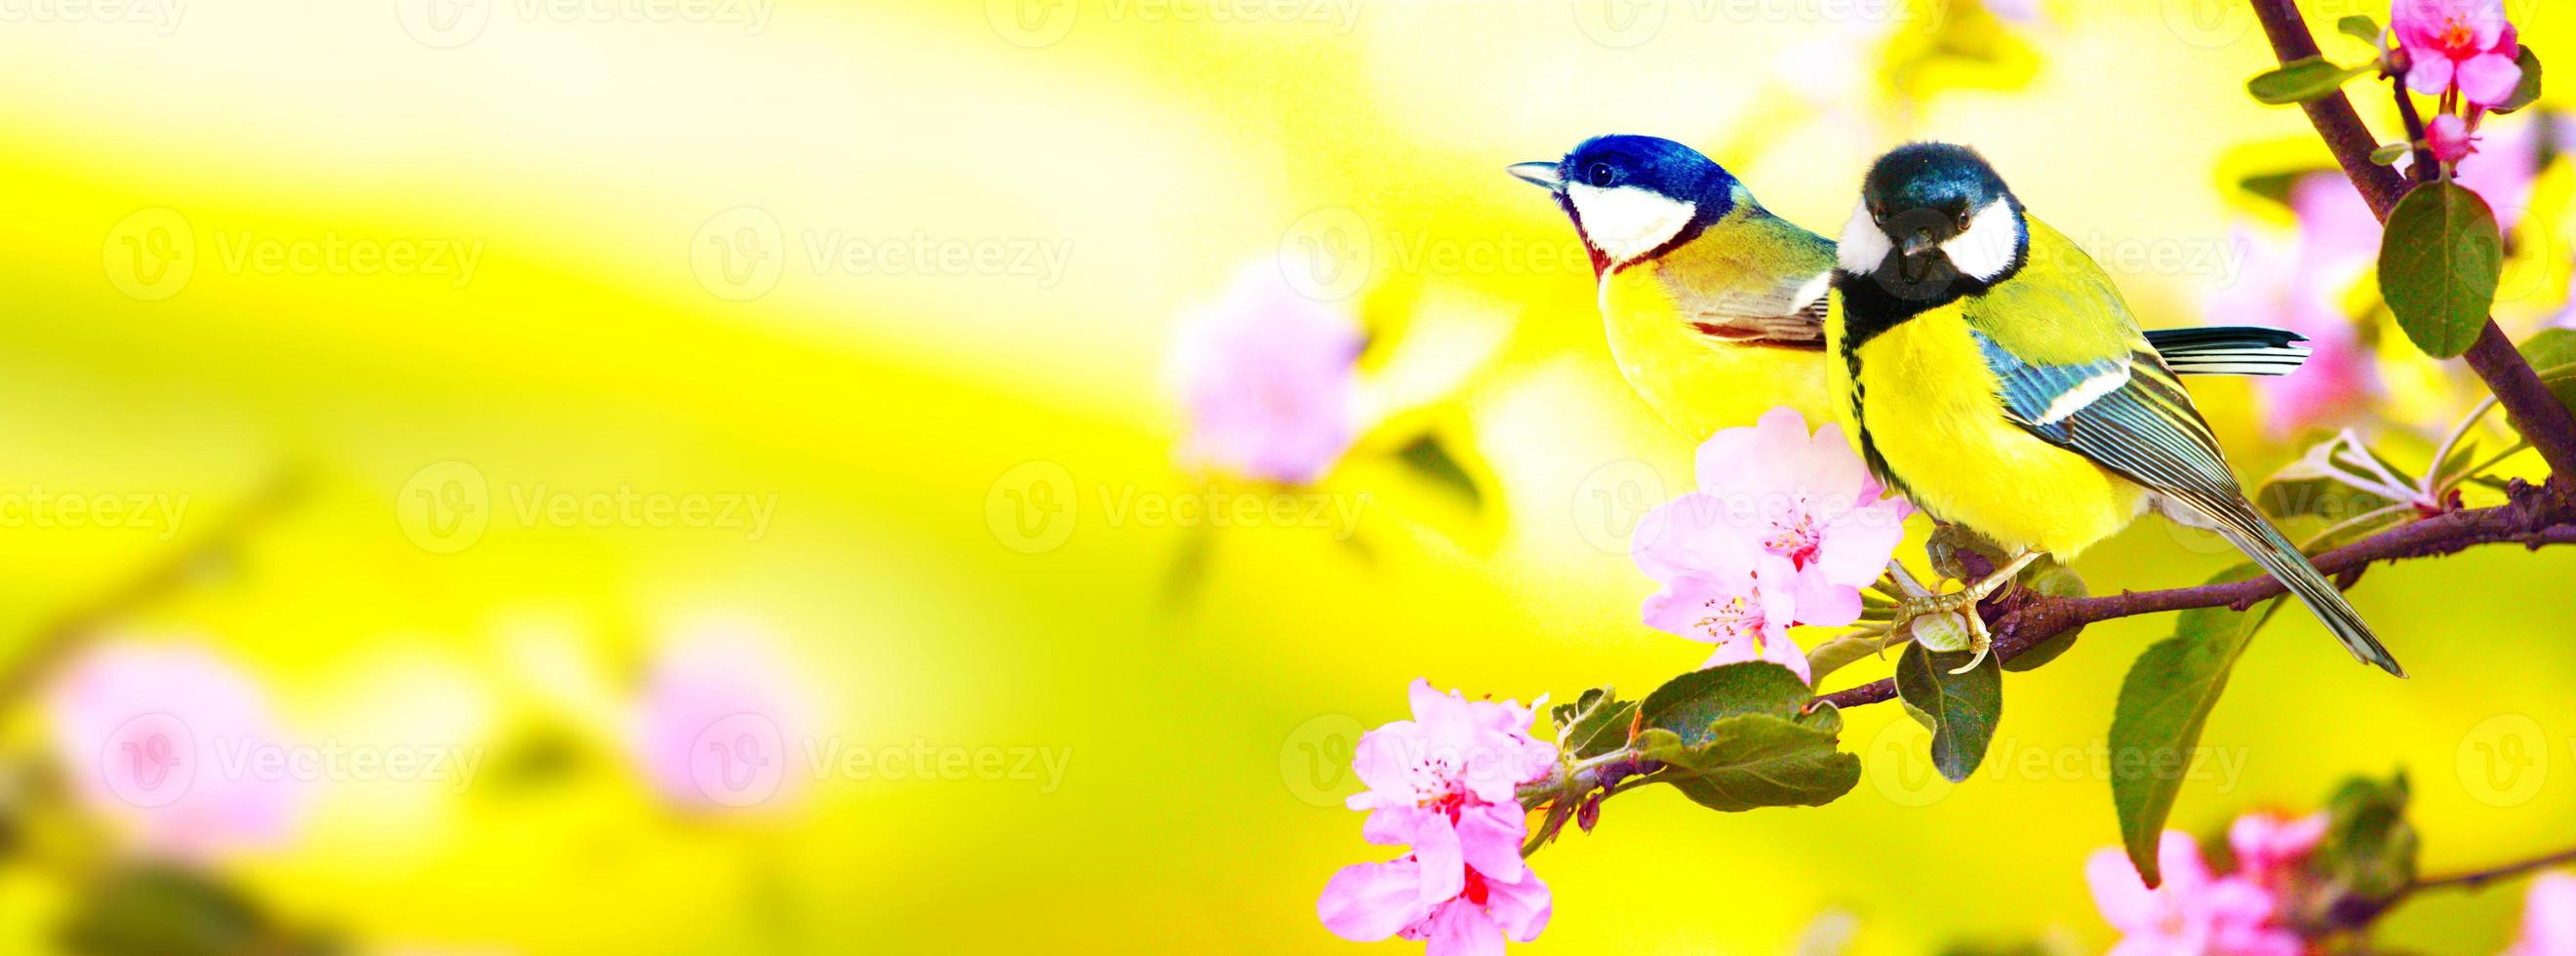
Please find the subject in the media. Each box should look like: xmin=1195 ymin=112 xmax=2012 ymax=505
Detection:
xmin=3 ymin=0 xmax=2575 ymax=952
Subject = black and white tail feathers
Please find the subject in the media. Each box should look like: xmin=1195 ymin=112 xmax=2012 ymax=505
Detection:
xmin=2143 ymin=326 xmax=2314 ymax=378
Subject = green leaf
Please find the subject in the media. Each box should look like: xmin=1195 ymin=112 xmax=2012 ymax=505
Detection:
xmin=2247 ymin=57 xmax=2373 ymax=105
xmin=1805 ymin=632 xmax=1890 ymax=684
xmin=2369 ymin=142 xmax=2409 ymax=166
xmin=2257 ymin=476 xmax=2396 ymax=524
xmin=1894 ymin=643 xmax=2002 ymax=782
xmin=1639 ymin=712 xmax=1862 ymax=812
xmin=2380 ymin=181 xmax=2504 ymax=359
xmin=1550 ymin=686 xmax=1637 ymax=760
xmin=1637 ymin=661 xmax=1811 ymax=744
xmin=2336 ymin=15 xmax=2381 ymax=45
xmin=2107 ymin=565 xmax=2288 ymax=887
xmin=2492 ymin=46 xmax=2543 ymax=114
xmin=1393 ymin=433 xmax=1482 ymax=509
xmin=2003 ymin=557 xmax=2088 ymax=672
xmin=60 ymin=866 xmax=334 ymax=956
xmin=2519 ymin=328 xmax=2576 ymax=372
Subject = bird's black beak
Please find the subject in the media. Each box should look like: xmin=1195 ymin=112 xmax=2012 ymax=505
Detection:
xmin=1507 ymin=162 xmax=1565 ymax=193
xmin=1898 ymin=228 xmax=1939 ymax=282
xmin=1900 ymin=228 xmax=1939 ymax=260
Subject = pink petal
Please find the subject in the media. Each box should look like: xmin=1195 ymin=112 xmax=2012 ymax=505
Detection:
xmin=1363 ymin=805 xmax=1435 ymax=848
xmin=2405 ymin=55 xmax=2457 ymax=98
xmin=1410 ymin=816 xmax=1468 ymax=906
xmin=1484 ymin=865 xmax=1554 ymax=941
xmin=2085 ymin=846 xmax=2171 ymax=932
xmin=1454 ymin=803 xmax=1528 ymax=882
xmin=1320 ymin=858 xmax=1429 ymax=942
xmin=1789 ymin=575 xmax=1863 ymax=628
xmin=2509 ymin=872 xmax=2576 ymax=956
xmin=2459 ymin=52 xmax=2525 ymax=107
xmin=1421 ymin=898 xmax=1507 ymax=956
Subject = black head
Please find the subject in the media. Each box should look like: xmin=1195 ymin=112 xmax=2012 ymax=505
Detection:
xmin=1839 ymin=141 xmax=2028 ymax=302
xmin=1509 ymin=135 xmax=1740 ymax=274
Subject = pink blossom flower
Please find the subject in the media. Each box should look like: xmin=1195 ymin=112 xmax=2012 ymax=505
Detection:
xmin=1634 ymin=541 xmax=1812 ymax=681
xmin=2394 ymin=0 xmax=2522 ymax=108
xmin=2214 ymin=174 xmax=2382 ymax=437
xmin=1324 ymin=680 xmax=1558 ymax=956
xmin=2227 ymin=811 xmax=2327 ymax=889
xmin=631 ymin=626 xmax=813 ymax=812
xmin=2086 ymin=831 xmax=2304 ymax=956
xmin=1320 ymin=852 xmax=1552 ymax=956
xmin=44 ymin=640 xmax=303 ymax=860
xmin=2430 ymin=113 xmax=2479 ymax=163
xmin=2507 ymin=871 xmax=2576 ymax=956
xmin=1633 ymin=408 xmax=1909 ymax=652
xmin=1170 ymin=261 xmax=1364 ymax=485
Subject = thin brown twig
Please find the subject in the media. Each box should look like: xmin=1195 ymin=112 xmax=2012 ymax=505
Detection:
xmin=2412 ymin=845 xmax=2576 ymax=895
xmin=1814 ymin=480 xmax=2576 ymax=709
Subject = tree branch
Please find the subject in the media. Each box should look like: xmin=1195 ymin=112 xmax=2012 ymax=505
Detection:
xmin=1814 ymin=480 xmax=2576 ymax=709
xmin=2247 ymin=0 xmax=2576 ymax=480
xmin=2412 ymin=845 xmax=2576 ymax=896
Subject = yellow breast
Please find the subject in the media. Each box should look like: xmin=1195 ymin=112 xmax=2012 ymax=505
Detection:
xmin=1829 ymin=302 xmax=2143 ymax=557
xmin=1599 ymin=262 xmax=1833 ymax=441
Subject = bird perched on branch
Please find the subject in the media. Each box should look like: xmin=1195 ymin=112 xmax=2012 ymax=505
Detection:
xmin=1826 ymin=141 xmax=2401 ymax=676
xmin=1507 ymin=135 xmax=2312 ymax=440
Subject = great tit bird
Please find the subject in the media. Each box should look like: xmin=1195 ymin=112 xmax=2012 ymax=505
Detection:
xmin=1827 ymin=141 xmax=2401 ymax=676
xmin=1507 ymin=136 xmax=2313 ymax=440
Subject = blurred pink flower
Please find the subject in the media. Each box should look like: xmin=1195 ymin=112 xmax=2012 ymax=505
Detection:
xmin=2228 ymin=811 xmax=2327 ymax=889
xmin=2085 ymin=831 xmax=2303 ymax=956
xmin=632 ymin=628 xmax=812 ymax=812
xmin=2214 ymin=174 xmax=2382 ymax=436
xmin=2456 ymin=115 xmax=2538 ymax=231
xmin=45 ymin=640 xmax=302 ymax=860
xmin=2507 ymin=871 xmax=2576 ymax=956
xmin=1170 ymin=261 xmax=1364 ymax=485
xmin=1325 ymin=679 xmax=1556 ymax=955
xmin=1632 ymin=408 xmax=1908 ymax=666
xmin=2394 ymin=0 xmax=2521 ymax=107
xmin=2430 ymin=113 xmax=2479 ymax=163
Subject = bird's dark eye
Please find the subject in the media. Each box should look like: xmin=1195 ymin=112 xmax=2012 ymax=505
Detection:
xmin=1587 ymin=163 xmax=1616 ymax=187
xmin=1955 ymin=210 xmax=1973 ymax=230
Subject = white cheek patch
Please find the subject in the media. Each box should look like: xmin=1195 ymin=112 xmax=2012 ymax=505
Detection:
xmin=1566 ymin=183 xmax=1695 ymax=266
xmin=1942 ymin=199 xmax=2024 ymax=283
xmin=1837 ymin=202 xmax=1889 ymax=274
